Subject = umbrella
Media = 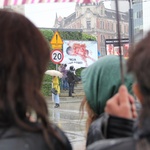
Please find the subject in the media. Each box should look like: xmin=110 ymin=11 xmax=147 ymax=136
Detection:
xmin=45 ymin=70 xmax=63 ymax=78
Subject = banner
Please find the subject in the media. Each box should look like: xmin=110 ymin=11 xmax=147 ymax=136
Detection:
xmin=62 ymin=40 xmax=98 ymax=68
xmin=105 ymin=38 xmax=129 ymax=58
xmin=0 ymin=0 xmax=101 ymax=7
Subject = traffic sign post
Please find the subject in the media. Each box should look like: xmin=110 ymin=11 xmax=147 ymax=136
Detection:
xmin=50 ymin=31 xmax=63 ymax=50
xmin=50 ymin=49 xmax=64 ymax=64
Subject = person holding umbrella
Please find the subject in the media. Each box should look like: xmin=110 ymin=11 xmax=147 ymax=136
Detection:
xmin=45 ymin=70 xmax=62 ymax=108
xmin=87 ymin=31 xmax=150 ymax=150
xmin=80 ymin=55 xmax=137 ymax=147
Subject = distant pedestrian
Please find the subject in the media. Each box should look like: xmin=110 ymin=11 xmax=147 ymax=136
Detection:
xmin=58 ymin=64 xmax=64 ymax=90
xmin=52 ymin=76 xmax=60 ymax=108
xmin=61 ymin=64 xmax=69 ymax=90
xmin=67 ymin=66 xmax=76 ymax=97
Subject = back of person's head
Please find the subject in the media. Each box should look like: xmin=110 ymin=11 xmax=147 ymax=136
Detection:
xmin=81 ymin=55 xmax=134 ymax=122
xmin=127 ymin=31 xmax=150 ymax=130
xmin=0 ymin=9 xmax=49 ymax=123
xmin=0 ymin=9 xmax=66 ymax=149
xmin=70 ymin=66 xmax=75 ymax=71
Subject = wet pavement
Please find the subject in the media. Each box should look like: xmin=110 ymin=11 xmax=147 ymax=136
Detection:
xmin=46 ymin=97 xmax=87 ymax=150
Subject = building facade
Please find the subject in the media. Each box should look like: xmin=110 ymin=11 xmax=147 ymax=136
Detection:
xmin=54 ymin=2 xmax=129 ymax=56
xmin=133 ymin=0 xmax=150 ymax=43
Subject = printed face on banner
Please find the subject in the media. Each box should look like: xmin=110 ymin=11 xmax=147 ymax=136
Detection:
xmin=62 ymin=40 xmax=98 ymax=67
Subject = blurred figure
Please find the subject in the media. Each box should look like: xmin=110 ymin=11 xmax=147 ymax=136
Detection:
xmin=80 ymin=55 xmax=135 ymax=146
xmin=60 ymin=64 xmax=68 ymax=90
xmin=52 ymin=76 xmax=60 ymax=108
xmin=67 ymin=66 xmax=76 ymax=97
xmin=106 ymin=44 xmax=114 ymax=55
xmin=0 ymin=9 xmax=72 ymax=150
xmin=58 ymin=64 xmax=64 ymax=90
xmin=87 ymin=31 xmax=150 ymax=150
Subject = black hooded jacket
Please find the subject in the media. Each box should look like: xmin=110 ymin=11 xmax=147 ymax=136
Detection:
xmin=86 ymin=113 xmax=134 ymax=147
xmin=0 ymin=123 xmax=72 ymax=150
xmin=67 ymin=70 xmax=75 ymax=84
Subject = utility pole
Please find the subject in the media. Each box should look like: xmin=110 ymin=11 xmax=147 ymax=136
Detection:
xmin=129 ymin=0 xmax=134 ymax=47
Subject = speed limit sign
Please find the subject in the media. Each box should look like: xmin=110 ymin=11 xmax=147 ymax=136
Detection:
xmin=50 ymin=49 xmax=64 ymax=64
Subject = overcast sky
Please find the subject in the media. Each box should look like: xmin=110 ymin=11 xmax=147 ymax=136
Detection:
xmin=25 ymin=3 xmax=76 ymax=28
xmin=24 ymin=2 xmax=114 ymax=28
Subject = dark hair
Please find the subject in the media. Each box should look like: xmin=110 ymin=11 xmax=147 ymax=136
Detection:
xmin=127 ymin=31 xmax=150 ymax=131
xmin=0 ymin=9 xmax=66 ymax=149
xmin=70 ymin=66 xmax=75 ymax=71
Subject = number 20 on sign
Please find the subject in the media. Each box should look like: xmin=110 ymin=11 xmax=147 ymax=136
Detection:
xmin=50 ymin=49 xmax=64 ymax=64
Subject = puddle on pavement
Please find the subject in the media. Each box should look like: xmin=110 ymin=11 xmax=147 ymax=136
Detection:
xmin=49 ymin=109 xmax=86 ymax=131
xmin=48 ymin=108 xmax=87 ymax=144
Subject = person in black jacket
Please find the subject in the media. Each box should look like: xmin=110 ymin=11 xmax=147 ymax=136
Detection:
xmin=67 ymin=66 xmax=76 ymax=97
xmin=0 ymin=10 xmax=72 ymax=150
xmin=87 ymin=31 xmax=150 ymax=150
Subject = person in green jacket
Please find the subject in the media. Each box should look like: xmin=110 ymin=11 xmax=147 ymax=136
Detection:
xmin=80 ymin=55 xmax=137 ymax=146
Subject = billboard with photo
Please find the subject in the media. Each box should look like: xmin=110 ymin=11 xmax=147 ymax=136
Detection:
xmin=105 ymin=38 xmax=129 ymax=58
xmin=62 ymin=40 xmax=98 ymax=68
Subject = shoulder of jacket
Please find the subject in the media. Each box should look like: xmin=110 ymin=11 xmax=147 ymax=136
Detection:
xmin=87 ymin=137 xmax=135 ymax=150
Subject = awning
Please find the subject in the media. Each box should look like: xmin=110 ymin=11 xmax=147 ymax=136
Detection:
xmin=1 ymin=0 xmax=101 ymax=7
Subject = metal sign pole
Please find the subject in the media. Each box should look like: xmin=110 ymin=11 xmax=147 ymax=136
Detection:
xmin=129 ymin=0 xmax=134 ymax=47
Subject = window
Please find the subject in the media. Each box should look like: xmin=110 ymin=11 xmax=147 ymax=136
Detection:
xmin=100 ymin=21 xmax=102 ymax=29
xmin=101 ymin=9 xmax=103 ymax=15
xmin=101 ymin=35 xmax=103 ymax=42
xmin=87 ymin=21 xmax=91 ymax=29
xmin=120 ymin=25 xmax=122 ymax=33
xmin=124 ymin=26 xmax=126 ymax=33
xmin=111 ymin=23 xmax=113 ymax=31
xmin=101 ymin=35 xmax=105 ymax=43
xmin=108 ymin=22 xmax=109 ymax=30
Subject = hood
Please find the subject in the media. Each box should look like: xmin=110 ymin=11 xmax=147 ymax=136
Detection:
xmin=81 ymin=55 xmax=134 ymax=115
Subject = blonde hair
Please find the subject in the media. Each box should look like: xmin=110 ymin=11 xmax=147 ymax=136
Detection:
xmin=80 ymin=96 xmax=98 ymax=134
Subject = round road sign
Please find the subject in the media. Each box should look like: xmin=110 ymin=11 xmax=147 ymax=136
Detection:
xmin=50 ymin=49 xmax=64 ymax=64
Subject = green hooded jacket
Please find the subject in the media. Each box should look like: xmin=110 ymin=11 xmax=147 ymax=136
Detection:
xmin=81 ymin=55 xmax=134 ymax=115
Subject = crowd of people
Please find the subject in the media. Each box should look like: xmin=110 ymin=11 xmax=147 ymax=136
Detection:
xmin=51 ymin=64 xmax=77 ymax=108
xmin=2 ymin=8 xmax=150 ymax=150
